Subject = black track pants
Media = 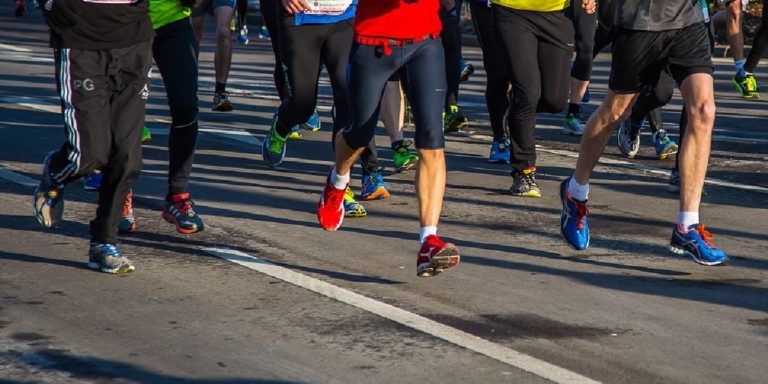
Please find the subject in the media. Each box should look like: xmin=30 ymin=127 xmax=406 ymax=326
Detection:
xmin=441 ymin=0 xmax=462 ymax=109
xmin=745 ymin=0 xmax=768 ymax=73
xmin=48 ymin=41 xmax=152 ymax=244
xmin=471 ymin=1 xmax=510 ymax=140
xmin=259 ymin=0 xmax=290 ymax=100
xmin=493 ymin=6 xmax=572 ymax=173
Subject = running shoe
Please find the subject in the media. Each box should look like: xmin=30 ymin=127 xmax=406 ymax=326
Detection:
xmin=733 ymin=73 xmax=759 ymax=99
xmin=212 ymin=91 xmax=234 ymax=112
xmin=343 ymin=187 xmax=367 ymax=218
xmin=669 ymin=224 xmax=728 ymax=266
xmin=287 ymin=126 xmax=302 ymax=140
xmin=301 ymin=110 xmax=321 ymax=132
xmin=237 ymin=25 xmax=249 ymax=45
xmin=162 ymin=192 xmax=205 ymax=234
xmin=488 ymin=137 xmax=510 ymax=164
xmin=118 ymin=190 xmax=137 ymax=234
xmin=317 ymin=172 xmax=346 ymax=231
xmin=617 ymin=119 xmax=641 ymax=158
xmin=443 ymin=105 xmax=468 ymax=133
xmin=361 ymin=171 xmax=390 ymax=201
xmin=257 ymin=26 xmax=270 ymax=40
xmin=142 ymin=125 xmax=152 ymax=143
xmin=459 ymin=59 xmax=474 ymax=82
xmin=559 ymin=177 xmax=590 ymax=250
xmin=33 ymin=152 xmax=65 ymax=228
xmin=652 ymin=129 xmax=678 ymax=160
xmin=392 ymin=140 xmax=419 ymax=172
xmin=416 ymin=234 xmax=460 ymax=277
xmin=83 ymin=169 xmax=103 ymax=191
xmin=262 ymin=118 xmax=288 ymax=167
xmin=563 ymin=114 xmax=585 ymax=136
xmin=88 ymin=243 xmax=135 ymax=274
xmin=667 ymin=170 xmax=707 ymax=196
xmin=14 ymin=0 xmax=25 ymax=16
xmin=582 ymin=88 xmax=591 ymax=103
xmin=509 ymin=167 xmax=541 ymax=197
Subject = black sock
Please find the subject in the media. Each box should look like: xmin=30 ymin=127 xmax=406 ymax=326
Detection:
xmin=567 ymin=103 xmax=581 ymax=117
xmin=215 ymin=82 xmax=226 ymax=93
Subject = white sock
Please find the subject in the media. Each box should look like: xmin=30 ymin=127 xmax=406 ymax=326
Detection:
xmin=677 ymin=211 xmax=699 ymax=230
xmin=419 ymin=226 xmax=438 ymax=244
xmin=330 ymin=167 xmax=349 ymax=190
xmin=735 ymin=58 xmax=747 ymax=78
xmin=567 ymin=177 xmax=589 ymax=201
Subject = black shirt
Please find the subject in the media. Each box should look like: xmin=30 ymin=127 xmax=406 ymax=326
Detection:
xmin=41 ymin=0 xmax=153 ymax=49
xmin=614 ymin=0 xmax=704 ymax=31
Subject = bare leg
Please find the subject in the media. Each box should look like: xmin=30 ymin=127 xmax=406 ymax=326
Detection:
xmin=568 ymin=78 xmax=590 ymax=105
xmin=727 ymin=0 xmax=744 ymax=61
xmin=191 ymin=15 xmax=205 ymax=53
xmin=573 ymin=91 xmax=637 ymax=184
xmin=213 ymin=6 xmax=234 ymax=85
xmin=416 ymin=149 xmax=446 ymax=228
xmin=333 ymin=131 xmax=366 ymax=177
xmin=380 ymin=80 xmax=406 ymax=143
xmin=678 ymin=73 xmax=715 ymax=213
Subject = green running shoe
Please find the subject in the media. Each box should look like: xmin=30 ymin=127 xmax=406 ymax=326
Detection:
xmin=262 ymin=118 xmax=288 ymax=167
xmin=733 ymin=73 xmax=759 ymax=99
xmin=141 ymin=126 xmax=152 ymax=143
xmin=392 ymin=140 xmax=419 ymax=173
xmin=443 ymin=104 xmax=468 ymax=133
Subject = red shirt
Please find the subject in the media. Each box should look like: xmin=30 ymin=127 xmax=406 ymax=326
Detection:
xmin=354 ymin=0 xmax=442 ymax=40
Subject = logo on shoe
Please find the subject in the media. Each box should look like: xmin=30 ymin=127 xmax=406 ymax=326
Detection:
xmin=419 ymin=247 xmax=435 ymax=258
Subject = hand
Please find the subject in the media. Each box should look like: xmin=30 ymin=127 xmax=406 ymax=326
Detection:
xmin=283 ymin=0 xmax=309 ymax=14
xmin=440 ymin=0 xmax=454 ymax=11
xmin=582 ymin=0 xmax=596 ymax=15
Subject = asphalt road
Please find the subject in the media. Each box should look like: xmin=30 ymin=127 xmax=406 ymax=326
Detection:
xmin=1 ymin=10 xmax=767 ymax=384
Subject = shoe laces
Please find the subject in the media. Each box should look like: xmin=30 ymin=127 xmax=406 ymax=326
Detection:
xmin=123 ymin=191 xmax=133 ymax=217
xmin=694 ymin=224 xmax=715 ymax=247
xmin=574 ymin=200 xmax=589 ymax=229
xmin=170 ymin=193 xmax=194 ymax=216
xmin=343 ymin=187 xmax=356 ymax=203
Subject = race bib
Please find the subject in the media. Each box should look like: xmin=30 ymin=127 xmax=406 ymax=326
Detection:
xmin=304 ymin=0 xmax=353 ymax=16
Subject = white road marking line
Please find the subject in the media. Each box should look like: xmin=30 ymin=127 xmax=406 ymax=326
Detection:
xmin=0 ymin=166 xmax=38 ymax=187
xmin=0 ymin=43 xmax=32 ymax=52
xmin=205 ymin=247 xmax=600 ymax=384
xmin=0 ymin=96 xmax=60 ymax=114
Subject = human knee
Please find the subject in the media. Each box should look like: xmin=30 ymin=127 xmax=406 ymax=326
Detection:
xmin=216 ymin=24 xmax=232 ymax=40
xmin=687 ymin=99 xmax=716 ymax=127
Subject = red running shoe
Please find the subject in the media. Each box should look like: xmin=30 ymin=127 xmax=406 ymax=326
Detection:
xmin=317 ymin=174 xmax=346 ymax=231
xmin=416 ymin=235 xmax=460 ymax=277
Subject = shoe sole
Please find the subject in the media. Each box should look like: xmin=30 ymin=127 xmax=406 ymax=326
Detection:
xmin=417 ymin=244 xmax=460 ymax=277
xmin=444 ymin=121 xmax=469 ymax=133
xmin=509 ymin=190 xmax=541 ymax=198
xmin=344 ymin=211 xmax=367 ymax=218
xmin=87 ymin=261 xmax=136 ymax=274
xmin=212 ymin=102 xmax=234 ymax=112
xmin=562 ymin=129 xmax=583 ymax=136
xmin=361 ymin=188 xmax=390 ymax=201
xmin=395 ymin=160 xmax=418 ymax=173
xmin=162 ymin=212 xmax=203 ymax=234
xmin=488 ymin=159 xmax=511 ymax=164
xmin=669 ymin=245 xmax=728 ymax=266
xmin=117 ymin=223 xmax=137 ymax=234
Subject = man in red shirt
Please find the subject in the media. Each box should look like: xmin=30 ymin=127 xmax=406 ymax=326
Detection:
xmin=317 ymin=0 xmax=460 ymax=277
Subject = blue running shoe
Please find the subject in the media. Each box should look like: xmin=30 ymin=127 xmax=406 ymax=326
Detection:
xmin=302 ymin=110 xmax=321 ymax=132
xmin=237 ymin=26 xmax=249 ymax=45
xmin=488 ymin=137 xmax=510 ymax=164
xmin=670 ymin=224 xmax=728 ymax=266
xmin=84 ymin=169 xmax=103 ymax=191
xmin=361 ymin=171 xmax=390 ymax=201
xmin=559 ymin=178 xmax=590 ymax=250
xmin=582 ymin=88 xmax=590 ymax=103
xmin=343 ymin=187 xmax=367 ymax=218
xmin=88 ymin=243 xmax=135 ymax=274
xmin=33 ymin=151 xmax=65 ymax=228
xmin=262 ymin=117 xmax=288 ymax=167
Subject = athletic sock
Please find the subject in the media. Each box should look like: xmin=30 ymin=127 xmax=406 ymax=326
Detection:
xmin=735 ymin=59 xmax=747 ymax=78
xmin=567 ymin=103 xmax=581 ymax=118
xmin=330 ymin=167 xmax=349 ymax=190
xmin=419 ymin=226 xmax=438 ymax=244
xmin=567 ymin=177 xmax=589 ymax=201
xmin=215 ymin=82 xmax=226 ymax=93
xmin=678 ymin=211 xmax=700 ymax=230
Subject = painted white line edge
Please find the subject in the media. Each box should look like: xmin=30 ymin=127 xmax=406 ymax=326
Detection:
xmin=205 ymin=247 xmax=601 ymax=384
xmin=0 ymin=167 xmax=38 ymax=188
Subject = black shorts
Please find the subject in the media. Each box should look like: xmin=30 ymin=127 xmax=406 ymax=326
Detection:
xmin=609 ymin=22 xmax=713 ymax=94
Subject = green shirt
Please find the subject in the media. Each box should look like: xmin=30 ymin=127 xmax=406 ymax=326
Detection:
xmin=150 ymin=0 xmax=191 ymax=30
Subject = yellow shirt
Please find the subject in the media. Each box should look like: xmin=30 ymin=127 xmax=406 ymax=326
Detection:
xmin=491 ymin=0 xmax=570 ymax=12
